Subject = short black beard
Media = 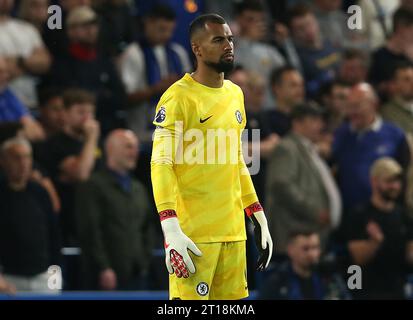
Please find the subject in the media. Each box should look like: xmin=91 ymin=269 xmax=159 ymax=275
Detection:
xmin=379 ymin=188 xmax=399 ymax=202
xmin=205 ymin=58 xmax=234 ymax=74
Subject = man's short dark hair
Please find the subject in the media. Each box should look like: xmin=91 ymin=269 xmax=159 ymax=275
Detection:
xmin=270 ymin=65 xmax=299 ymax=86
xmin=145 ymin=4 xmax=176 ymax=20
xmin=393 ymin=7 xmax=413 ymax=32
xmin=38 ymin=86 xmax=63 ymax=108
xmin=287 ymin=230 xmax=319 ymax=244
xmin=389 ymin=61 xmax=413 ymax=80
xmin=189 ymin=13 xmax=226 ymax=40
xmin=234 ymin=0 xmax=265 ymax=16
xmin=342 ymin=48 xmax=369 ymax=67
xmin=318 ymin=79 xmax=351 ymax=98
xmin=286 ymin=4 xmax=313 ymax=27
xmin=290 ymin=103 xmax=324 ymax=121
xmin=62 ymin=88 xmax=96 ymax=109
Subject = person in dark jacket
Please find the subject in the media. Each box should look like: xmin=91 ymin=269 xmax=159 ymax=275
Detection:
xmin=259 ymin=231 xmax=350 ymax=300
xmin=76 ymin=129 xmax=154 ymax=290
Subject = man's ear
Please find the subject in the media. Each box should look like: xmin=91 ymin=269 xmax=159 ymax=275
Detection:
xmin=191 ymin=42 xmax=201 ymax=58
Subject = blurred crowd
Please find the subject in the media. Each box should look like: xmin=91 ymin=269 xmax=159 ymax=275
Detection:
xmin=1 ymin=0 xmax=413 ymax=300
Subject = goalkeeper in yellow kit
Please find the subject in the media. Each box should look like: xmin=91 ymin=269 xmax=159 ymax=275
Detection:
xmin=151 ymin=13 xmax=273 ymax=300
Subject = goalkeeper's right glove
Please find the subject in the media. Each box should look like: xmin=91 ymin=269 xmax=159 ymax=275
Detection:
xmin=160 ymin=210 xmax=202 ymax=278
xmin=245 ymin=202 xmax=273 ymax=271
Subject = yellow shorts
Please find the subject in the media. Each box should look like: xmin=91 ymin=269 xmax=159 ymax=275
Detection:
xmin=169 ymin=241 xmax=248 ymax=300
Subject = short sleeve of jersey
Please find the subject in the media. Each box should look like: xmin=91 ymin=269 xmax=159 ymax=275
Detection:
xmin=153 ymin=89 xmax=185 ymax=132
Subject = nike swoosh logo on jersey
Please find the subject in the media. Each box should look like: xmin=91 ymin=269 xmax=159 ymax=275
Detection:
xmin=200 ymin=115 xmax=213 ymax=123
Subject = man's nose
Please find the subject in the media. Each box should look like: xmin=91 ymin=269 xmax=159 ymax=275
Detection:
xmin=223 ymin=40 xmax=233 ymax=51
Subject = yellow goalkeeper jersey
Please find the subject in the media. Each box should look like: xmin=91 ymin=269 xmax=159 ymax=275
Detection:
xmin=151 ymin=73 xmax=258 ymax=243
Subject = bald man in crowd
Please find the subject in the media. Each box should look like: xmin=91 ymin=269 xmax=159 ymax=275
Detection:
xmin=332 ymin=83 xmax=411 ymax=211
xmin=75 ymin=129 xmax=154 ymax=290
xmin=0 ymin=137 xmax=61 ymax=293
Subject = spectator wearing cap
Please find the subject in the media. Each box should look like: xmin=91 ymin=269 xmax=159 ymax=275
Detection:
xmin=0 ymin=56 xmax=45 ymax=141
xmin=42 ymin=0 xmax=92 ymax=57
xmin=43 ymin=5 xmax=127 ymax=135
xmin=332 ymin=83 xmax=410 ymax=211
xmin=0 ymin=0 xmax=51 ymax=109
xmin=76 ymin=129 xmax=154 ymax=290
xmin=266 ymin=104 xmax=342 ymax=254
xmin=345 ymin=157 xmax=413 ymax=299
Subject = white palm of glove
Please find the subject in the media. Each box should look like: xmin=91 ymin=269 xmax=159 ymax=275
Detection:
xmin=161 ymin=217 xmax=202 ymax=278
xmin=251 ymin=211 xmax=273 ymax=271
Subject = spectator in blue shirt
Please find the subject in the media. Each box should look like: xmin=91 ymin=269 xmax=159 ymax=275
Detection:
xmin=332 ymin=83 xmax=410 ymax=211
xmin=0 ymin=56 xmax=44 ymax=141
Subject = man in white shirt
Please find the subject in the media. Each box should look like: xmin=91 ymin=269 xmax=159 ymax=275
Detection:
xmin=0 ymin=0 xmax=51 ymax=108
xmin=119 ymin=4 xmax=191 ymax=143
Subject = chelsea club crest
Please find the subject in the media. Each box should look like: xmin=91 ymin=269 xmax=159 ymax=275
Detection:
xmin=235 ymin=110 xmax=243 ymax=124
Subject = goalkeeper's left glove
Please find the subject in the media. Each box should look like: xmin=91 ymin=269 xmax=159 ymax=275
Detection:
xmin=245 ymin=202 xmax=273 ymax=271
